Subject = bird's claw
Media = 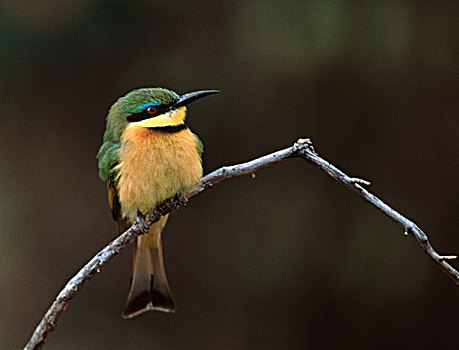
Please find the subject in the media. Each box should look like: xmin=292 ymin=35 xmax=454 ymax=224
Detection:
xmin=175 ymin=193 xmax=189 ymax=207
xmin=136 ymin=210 xmax=149 ymax=235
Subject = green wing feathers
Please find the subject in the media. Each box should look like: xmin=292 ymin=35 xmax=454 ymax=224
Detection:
xmin=193 ymin=133 xmax=204 ymax=158
xmin=97 ymin=142 xmax=121 ymax=182
xmin=97 ymin=141 xmax=127 ymax=229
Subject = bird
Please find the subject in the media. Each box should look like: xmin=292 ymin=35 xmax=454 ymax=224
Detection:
xmin=97 ymin=87 xmax=219 ymax=318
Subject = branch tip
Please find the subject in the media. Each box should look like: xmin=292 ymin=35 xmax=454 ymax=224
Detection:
xmin=439 ymin=255 xmax=457 ymax=261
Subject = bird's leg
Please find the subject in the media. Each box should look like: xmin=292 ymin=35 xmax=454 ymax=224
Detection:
xmin=136 ymin=209 xmax=150 ymax=235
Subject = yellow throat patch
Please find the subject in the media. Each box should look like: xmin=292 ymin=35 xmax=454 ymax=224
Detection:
xmin=128 ymin=107 xmax=187 ymax=129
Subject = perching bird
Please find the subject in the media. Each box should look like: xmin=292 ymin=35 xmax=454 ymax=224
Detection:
xmin=97 ymin=87 xmax=219 ymax=318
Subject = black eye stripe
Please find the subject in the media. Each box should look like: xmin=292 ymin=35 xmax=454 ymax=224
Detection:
xmin=126 ymin=113 xmax=143 ymax=122
xmin=126 ymin=103 xmax=175 ymax=122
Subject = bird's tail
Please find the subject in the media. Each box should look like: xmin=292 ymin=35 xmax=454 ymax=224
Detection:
xmin=122 ymin=215 xmax=175 ymax=318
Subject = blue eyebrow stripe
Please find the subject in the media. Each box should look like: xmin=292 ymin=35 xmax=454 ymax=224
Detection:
xmin=139 ymin=101 xmax=159 ymax=110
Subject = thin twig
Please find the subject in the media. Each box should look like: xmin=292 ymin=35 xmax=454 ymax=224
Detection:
xmin=24 ymin=138 xmax=458 ymax=350
xmin=292 ymin=138 xmax=458 ymax=282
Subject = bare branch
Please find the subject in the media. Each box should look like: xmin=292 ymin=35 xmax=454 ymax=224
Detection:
xmin=292 ymin=138 xmax=459 ymax=283
xmin=24 ymin=137 xmax=458 ymax=350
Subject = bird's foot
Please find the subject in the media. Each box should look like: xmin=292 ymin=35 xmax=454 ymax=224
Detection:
xmin=175 ymin=193 xmax=189 ymax=207
xmin=136 ymin=210 xmax=150 ymax=235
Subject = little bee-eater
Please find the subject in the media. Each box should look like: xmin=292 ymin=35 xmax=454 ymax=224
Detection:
xmin=97 ymin=87 xmax=219 ymax=318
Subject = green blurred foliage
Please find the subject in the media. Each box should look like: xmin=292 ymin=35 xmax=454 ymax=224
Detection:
xmin=1 ymin=0 xmax=458 ymax=349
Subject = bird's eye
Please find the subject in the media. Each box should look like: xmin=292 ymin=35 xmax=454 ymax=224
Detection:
xmin=147 ymin=106 xmax=157 ymax=114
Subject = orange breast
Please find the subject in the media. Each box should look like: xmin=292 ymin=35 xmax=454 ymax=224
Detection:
xmin=116 ymin=126 xmax=202 ymax=221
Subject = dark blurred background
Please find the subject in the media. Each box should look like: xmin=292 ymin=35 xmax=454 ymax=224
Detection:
xmin=1 ymin=0 xmax=458 ymax=349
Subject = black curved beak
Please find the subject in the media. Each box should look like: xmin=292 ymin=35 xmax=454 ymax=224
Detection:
xmin=173 ymin=90 xmax=220 ymax=108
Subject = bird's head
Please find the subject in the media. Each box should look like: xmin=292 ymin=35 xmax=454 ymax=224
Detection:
xmin=104 ymin=87 xmax=219 ymax=141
